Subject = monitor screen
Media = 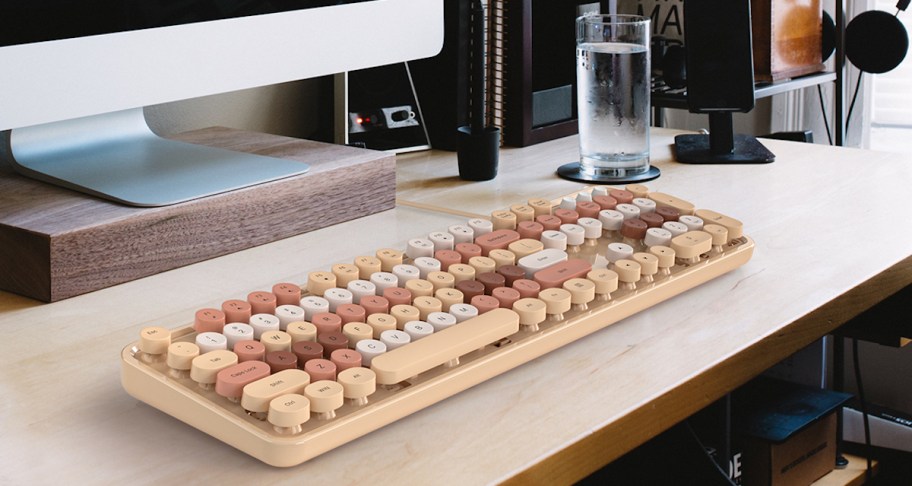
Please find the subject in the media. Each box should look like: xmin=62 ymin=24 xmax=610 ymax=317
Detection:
xmin=0 ymin=0 xmax=443 ymax=206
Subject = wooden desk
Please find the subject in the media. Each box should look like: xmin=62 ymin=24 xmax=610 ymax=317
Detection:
xmin=1 ymin=128 xmax=909 ymax=484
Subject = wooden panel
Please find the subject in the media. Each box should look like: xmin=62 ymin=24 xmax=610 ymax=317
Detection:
xmin=752 ymin=0 xmax=825 ymax=81
xmin=0 ymin=128 xmax=395 ymax=301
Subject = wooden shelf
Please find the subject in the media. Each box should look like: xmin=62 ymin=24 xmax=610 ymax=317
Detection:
xmin=811 ymin=454 xmax=877 ymax=486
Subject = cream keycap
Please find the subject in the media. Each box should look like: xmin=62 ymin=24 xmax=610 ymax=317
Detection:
xmin=376 ymin=248 xmax=404 ymax=271
xmin=286 ymin=321 xmax=318 ymax=343
xmin=510 ymin=204 xmax=536 ymax=222
xmin=166 ymin=341 xmax=200 ymax=374
xmin=353 ymin=255 xmax=382 ymax=279
xmin=649 ymin=245 xmax=677 ymax=275
xmin=563 ymin=278 xmax=596 ymax=310
xmin=527 ymin=198 xmax=552 ymax=216
xmin=306 ymin=271 xmax=337 ymax=297
xmin=508 ymin=238 xmax=545 ymax=259
xmin=538 ymin=288 xmax=572 ymax=319
xmin=632 ymin=252 xmax=659 ymax=281
xmin=370 ymin=308 xmax=520 ymax=385
xmin=671 ymin=231 xmax=713 ymax=261
xmin=139 ymin=326 xmax=171 ymax=356
xmin=512 ymin=298 xmax=547 ymax=331
xmin=342 ymin=322 xmax=373 ymax=346
xmin=268 ymin=393 xmax=310 ymax=432
xmin=241 ymin=368 xmax=311 ymax=413
xmin=587 ymin=269 xmax=619 ymax=300
xmin=331 ymin=263 xmax=361 ymax=288
xmin=647 ymin=192 xmax=696 ymax=215
xmin=613 ymin=259 xmax=642 ymax=289
xmin=694 ymin=209 xmax=743 ymax=239
xmin=491 ymin=209 xmax=517 ymax=230
xmin=304 ymin=380 xmax=345 ymax=420
xmin=190 ymin=350 xmax=239 ymax=388
xmin=703 ymin=223 xmax=730 ymax=250
xmin=337 ymin=367 xmax=377 ymax=406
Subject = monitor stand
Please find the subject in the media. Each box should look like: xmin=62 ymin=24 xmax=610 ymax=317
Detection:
xmin=1 ymin=108 xmax=310 ymax=207
xmin=674 ymin=112 xmax=775 ymax=164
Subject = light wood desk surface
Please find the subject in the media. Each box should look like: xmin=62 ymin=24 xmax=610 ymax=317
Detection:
xmin=1 ymin=128 xmax=909 ymax=484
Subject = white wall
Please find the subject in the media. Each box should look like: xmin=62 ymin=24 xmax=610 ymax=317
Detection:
xmin=144 ymin=79 xmax=325 ymax=140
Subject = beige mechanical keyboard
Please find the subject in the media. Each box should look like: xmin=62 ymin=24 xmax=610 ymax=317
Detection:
xmin=121 ymin=184 xmax=754 ymax=467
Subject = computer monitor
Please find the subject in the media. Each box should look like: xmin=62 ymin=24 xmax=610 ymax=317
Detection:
xmin=0 ymin=1 xmax=443 ymax=206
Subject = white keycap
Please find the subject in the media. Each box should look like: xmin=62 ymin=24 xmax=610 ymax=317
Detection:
xmin=616 ymin=203 xmax=641 ymax=220
xmin=413 ymin=257 xmax=442 ymax=279
xmin=448 ymin=303 xmax=479 ymax=322
xmin=406 ymin=238 xmax=435 ymax=259
xmin=196 ymin=331 xmax=228 ymax=353
xmin=274 ymin=305 xmax=306 ymax=330
xmin=575 ymin=191 xmax=592 ymax=202
xmin=426 ymin=311 xmax=458 ymax=332
xmin=379 ymin=329 xmax=411 ymax=350
xmin=392 ymin=264 xmax=421 ymax=284
xmin=249 ymin=313 xmax=280 ymax=339
xmin=560 ymin=223 xmax=586 ymax=246
xmin=355 ymin=339 xmax=387 ymax=367
xmin=605 ymin=242 xmax=635 ymax=262
xmin=403 ymin=321 xmax=435 ymax=340
xmin=428 ymin=231 xmax=455 ymax=252
xmin=663 ymin=221 xmax=690 ymax=237
xmin=518 ymin=248 xmax=569 ymax=278
xmin=369 ymin=272 xmax=399 ymax=294
xmin=300 ymin=296 xmax=330 ymax=321
xmin=223 ymin=323 xmax=255 ymax=348
xmin=323 ymin=288 xmax=353 ymax=312
xmin=467 ymin=218 xmax=493 ymax=237
xmin=448 ymin=224 xmax=475 ymax=244
xmin=632 ymin=197 xmax=656 ymax=213
xmin=644 ymin=227 xmax=674 ymax=248
xmin=541 ymin=230 xmax=568 ymax=250
xmin=347 ymin=280 xmax=377 ymax=303
xmin=559 ymin=197 xmax=577 ymax=210
xmin=577 ymin=217 xmax=603 ymax=239
xmin=599 ymin=209 xmax=625 ymax=231
xmin=592 ymin=187 xmax=609 ymax=197
xmin=679 ymin=215 xmax=704 ymax=231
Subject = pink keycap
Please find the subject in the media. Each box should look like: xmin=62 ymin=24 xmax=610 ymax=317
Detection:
xmin=533 ymin=259 xmax=593 ymax=289
xmin=304 ymin=358 xmax=337 ymax=382
xmin=470 ymin=295 xmax=500 ymax=314
xmin=234 ymin=340 xmax=266 ymax=362
xmin=455 ymin=243 xmax=483 ymax=263
xmin=194 ymin=308 xmax=226 ymax=333
xmin=593 ymin=195 xmax=618 ymax=210
xmin=575 ymin=201 xmax=601 ymax=219
xmin=215 ymin=360 xmax=271 ymax=400
xmin=512 ymin=279 xmax=542 ymax=299
xmin=336 ymin=303 xmax=367 ymax=325
xmin=382 ymin=287 xmax=413 ymax=307
xmin=272 ymin=282 xmax=302 ymax=306
xmin=553 ymin=208 xmax=579 ymax=225
xmin=312 ymin=312 xmax=342 ymax=335
xmin=517 ymin=221 xmax=544 ymax=240
xmin=474 ymin=229 xmax=521 ymax=256
xmin=247 ymin=291 xmax=277 ymax=315
xmin=491 ymin=286 xmax=522 ymax=309
xmin=330 ymin=348 xmax=363 ymax=372
xmin=222 ymin=299 xmax=252 ymax=324
xmin=535 ymin=215 xmax=562 ymax=231
xmin=360 ymin=295 xmax=390 ymax=316
xmin=434 ymin=250 xmax=463 ymax=271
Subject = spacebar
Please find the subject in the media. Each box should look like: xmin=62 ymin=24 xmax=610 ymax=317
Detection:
xmin=370 ymin=308 xmax=520 ymax=385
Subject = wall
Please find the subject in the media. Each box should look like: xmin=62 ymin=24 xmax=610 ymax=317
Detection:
xmin=143 ymin=79 xmax=326 ymax=140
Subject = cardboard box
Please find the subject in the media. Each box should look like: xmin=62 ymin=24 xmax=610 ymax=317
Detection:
xmin=620 ymin=0 xmax=825 ymax=82
xmin=734 ymin=378 xmax=851 ymax=486
xmin=751 ymin=0 xmax=825 ymax=82
xmin=743 ymin=413 xmax=836 ymax=486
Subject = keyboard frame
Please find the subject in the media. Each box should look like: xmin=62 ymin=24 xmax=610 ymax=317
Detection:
xmin=121 ymin=191 xmax=755 ymax=467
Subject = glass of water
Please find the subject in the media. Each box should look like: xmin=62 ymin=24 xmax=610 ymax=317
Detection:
xmin=558 ymin=14 xmax=659 ymax=183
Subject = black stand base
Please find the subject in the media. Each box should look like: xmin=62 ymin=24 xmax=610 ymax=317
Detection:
xmin=674 ymin=134 xmax=776 ymax=164
xmin=674 ymin=112 xmax=775 ymax=164
xmin=556 ymin=163 xmax=661 ymax=184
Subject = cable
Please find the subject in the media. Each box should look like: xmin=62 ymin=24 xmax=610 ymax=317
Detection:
xmin=851 ymin=338 xmax=873 ymax=481
xmin=845 ymin=73 xmax=864 ymax=133
xmin=685 ymin=421 xmax=738 ymax=486
xmin=817 ymin=85 xmax=834 ymax=145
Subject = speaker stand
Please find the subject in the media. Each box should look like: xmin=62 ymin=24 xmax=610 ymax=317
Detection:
xmin=674 ymin=112 xmax=775 ymax=164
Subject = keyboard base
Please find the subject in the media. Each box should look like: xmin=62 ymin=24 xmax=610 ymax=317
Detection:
xmin=122 ymin=233 xmax=754 ymax=467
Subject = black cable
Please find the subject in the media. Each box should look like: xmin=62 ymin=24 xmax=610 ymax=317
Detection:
xmin=685 ymin=421 xmax=738 ymax=486
xmin=845 ymin=73 xmax=864 ymax=134
xmin=817 ymin=84 xmax=834 ymax=145
xmin=851 ymin=338 xmax=873 ymax=481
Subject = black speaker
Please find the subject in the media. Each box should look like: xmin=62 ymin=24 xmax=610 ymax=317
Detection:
xmin=673 ymin=0 xmax=775 ymax=164
xmin=846 ymin=9 xmax=909 ymax=74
